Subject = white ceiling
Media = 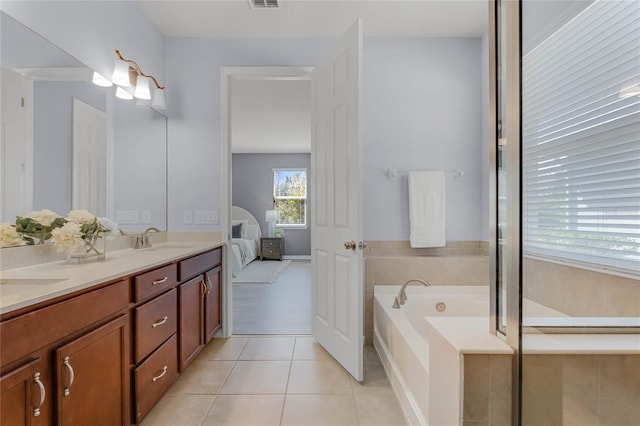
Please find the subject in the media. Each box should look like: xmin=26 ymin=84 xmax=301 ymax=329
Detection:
xmin=231 ymin=78 xmax=311 ymax=153
xmin=139 ymin=0 xmax=487 ymax=153
xmin=137 ymin=0 xmax=488 ymax=38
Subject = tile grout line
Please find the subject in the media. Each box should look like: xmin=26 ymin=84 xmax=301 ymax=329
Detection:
xmin=279 ymin=336 xmax=298 ymax=426
xmin=349 ymin=370 xmax=362 ymax=426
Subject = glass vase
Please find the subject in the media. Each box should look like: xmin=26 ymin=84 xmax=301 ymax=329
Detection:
xmin=67 ymin=233 xmax=106 ymax=263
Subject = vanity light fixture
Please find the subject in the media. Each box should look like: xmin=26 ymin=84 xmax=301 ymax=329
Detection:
xmin=91 ymin=71 xmax=113 ymax=87
xmin=105 ymin=50 xmax=166 ymax=109
xmin=115 ymin=86 xmax=133 ymax=100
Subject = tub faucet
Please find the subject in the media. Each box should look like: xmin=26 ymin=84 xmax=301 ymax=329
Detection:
xmin=392 ymin=279 xmax=432 ymax=309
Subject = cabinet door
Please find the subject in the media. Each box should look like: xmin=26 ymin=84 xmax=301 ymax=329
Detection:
xmin=179 ymin=275 xmax=205 ymax=372
xmin=204 ymin=266 xmax=221 ymax=343
xmin=0 ymin=358 xmax=47 ymax=426
xmin=55 ymin=315 xmax=129 ymax=426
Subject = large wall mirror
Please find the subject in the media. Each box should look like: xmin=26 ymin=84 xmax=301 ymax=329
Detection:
xmin=0 ymin=12 xmax=167 ymax=244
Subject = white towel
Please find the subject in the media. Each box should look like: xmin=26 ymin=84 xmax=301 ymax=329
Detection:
xmin=408 ymin=171 xmax=445 ymax=248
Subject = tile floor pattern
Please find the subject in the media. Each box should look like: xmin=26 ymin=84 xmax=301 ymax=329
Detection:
xmin=141 ymin=336 xmax=407 ymax=426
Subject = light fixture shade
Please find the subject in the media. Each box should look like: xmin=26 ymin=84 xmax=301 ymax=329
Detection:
xmin=92 ymin=71 xmax=113 ymax=87
xmin=115 ymin=86 xmax=133 ymax=100
xmin=151 ymin=87 xmax=166 ymax=110
xmin=134 ymin=76 xmax=151 ymax=100
xmin=111 ymin=59 xmax=131 ymax=87
xmin=265 ymin=210 xmax=278 ymax=223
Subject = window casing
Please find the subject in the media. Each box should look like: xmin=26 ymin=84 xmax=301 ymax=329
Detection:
xmin=522 ymin=0 xmax=640 ymax=274
xmin=273 ymin=168 xmax=307 ymax=227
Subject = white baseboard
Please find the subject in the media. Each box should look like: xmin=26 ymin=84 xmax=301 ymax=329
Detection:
xmin=283 ymin=255 xmax=311 ymax=260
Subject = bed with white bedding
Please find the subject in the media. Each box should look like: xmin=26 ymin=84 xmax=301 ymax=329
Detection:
xmin=231 ymin=206 xmax=261 ymax=277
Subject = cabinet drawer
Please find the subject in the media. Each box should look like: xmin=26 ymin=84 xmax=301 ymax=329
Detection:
xmin=0 ymin=279 xmax=128 ymax=366
xmin=262 ymin=248 xmax=281 ymax=256
xmin=134 ymin=264 xmax=177 ymax=302
xmin=135 ymin=289 xmax=177 ymax=363
xmin=262 ymin=240 xmax=280 ymax=248
xmin=135 ymin=334 xmax=178 ymax=422
xmin=178 ymin=248 xmax=221 ymax=281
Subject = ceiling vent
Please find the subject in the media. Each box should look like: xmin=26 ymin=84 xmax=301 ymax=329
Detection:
xmin=250 ymin=0 xmax=279 ymax=8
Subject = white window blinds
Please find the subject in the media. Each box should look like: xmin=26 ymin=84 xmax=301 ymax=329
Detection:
xmin=522 ymin=0 xmax=640 ymax=273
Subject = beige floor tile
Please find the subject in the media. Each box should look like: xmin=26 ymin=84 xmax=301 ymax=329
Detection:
xmin=199 ymin=337 xmax=249 ymax=360
xmin=355 ymin=391 xmax=407 ymax=426
xmin=351 ymin=362 xmax=391 ymax=396
xmin=293 ymin=336 xmax=333 ymax=360
xmin=239 ymin=336 xmax=295 ymax=360
xmin=168 ymin=359 xmax=235 ymax=395
xmin=140 ymin=394 xmax=215 ymax=426
xmin=287 ymin=360 xmax=352 ymax=394
xmin=221 ymin=360 xmax=290 ymax=394
xmin=281 ymin=394 xmax=359 ymax=426
xmin=202 ymin=394 xmax=285 ymax=426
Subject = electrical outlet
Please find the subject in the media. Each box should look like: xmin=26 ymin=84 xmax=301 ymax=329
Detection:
xmin=183 ymin=210 xmax=193 ymax=225
xmin=141 ymin=210 xmax=151 ymax=224
xmin=195 ymin=210 xmax=218 ymax=224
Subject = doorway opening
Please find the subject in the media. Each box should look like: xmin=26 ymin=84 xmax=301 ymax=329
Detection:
xmin=222 ymin=67 xmax=313 ymax=335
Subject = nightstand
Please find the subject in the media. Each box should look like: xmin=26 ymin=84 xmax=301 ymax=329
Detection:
xmin=260 ymin=237 xmax=284 ymax=261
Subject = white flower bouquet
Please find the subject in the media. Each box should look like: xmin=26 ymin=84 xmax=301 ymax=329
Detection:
xmin=51 ymin=210 xmax=106 ymax=257
xmin=14 ymin=209 xmax=66 ymax=245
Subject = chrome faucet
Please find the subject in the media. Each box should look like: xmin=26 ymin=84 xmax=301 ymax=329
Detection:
xmin=392 ymin=279 xmax=432 ymax=309
xmin=133 ymin=227 xmax=160 ymax=249
xmin=141 ymin=227 xmax=160 ymax=248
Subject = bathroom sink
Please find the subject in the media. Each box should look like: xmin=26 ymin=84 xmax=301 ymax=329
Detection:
xmin=138 ymin=243 xmax=196 ymax=252
xmin=0 ymin=278 xmax=69 ymax=297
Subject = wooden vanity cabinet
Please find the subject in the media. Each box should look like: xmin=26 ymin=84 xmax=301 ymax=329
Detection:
xmin=131 ymin=266 xmax=179 ymax=424
xmin=0 ymin=358 xmax=47 ymax=426
xmin=204 ymin=266 xmax=221 ymax=343
xmin=178 ymin=248 xmax=222 ymax=371
xmin=55 ymin=315 xmax=129 ymax=426
xmin=0 ymin=279 xmax=129 ymax=426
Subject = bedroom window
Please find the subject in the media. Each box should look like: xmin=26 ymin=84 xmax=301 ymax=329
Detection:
xmin=273 ymin=168 xmax=307 ymax=227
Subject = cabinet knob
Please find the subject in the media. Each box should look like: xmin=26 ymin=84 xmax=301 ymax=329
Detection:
xmin=152 ymin=316 xmax=169 ymax=328
xmin=63 ymin=356 xmax=75 ymax=397
xmin=152 ymin=366 xmax=168 ymax=382
xmin=33 ymin=372 xmax=45 ymax=417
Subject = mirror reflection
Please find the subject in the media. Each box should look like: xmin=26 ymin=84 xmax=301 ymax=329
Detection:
xmin=0 ymin=12 xmax=167 ymax=246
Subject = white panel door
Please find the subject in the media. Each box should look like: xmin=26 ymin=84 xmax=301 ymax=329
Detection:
xmin=311 ymin=20 xmax=364 ymax=381
xmin=0 ymin=69 xmax=33 ymax=222
xmin=73 ymin=98 xmax=106 ymax=216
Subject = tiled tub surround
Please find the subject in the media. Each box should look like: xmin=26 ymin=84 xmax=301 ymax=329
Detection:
xmin=521 ymin=354 xmax=640 ymax=426
xmin=524 ymin=257 xmax=640 ymax=318
xmin=364 ymin=240 xmax=490 ymax=344
xmin=373 ymin=286 xmax=513 ymax=426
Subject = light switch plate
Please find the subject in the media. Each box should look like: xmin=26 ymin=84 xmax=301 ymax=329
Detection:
xmin=195 ymin=210 xmax=218 ymax=224
xmin=141 ymin=210 xmax=151 ymax=224
xmin=183 ymin=210 xmax=193 ymax=225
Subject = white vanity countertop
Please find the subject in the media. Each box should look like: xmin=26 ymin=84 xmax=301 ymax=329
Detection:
xmin=0 ymin=240 xmax=224 ymax=315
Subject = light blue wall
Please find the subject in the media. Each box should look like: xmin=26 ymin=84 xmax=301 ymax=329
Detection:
xmin=232 ymin=153 xmax=311 ymax=256
xmin=166 ymin=37 xmax=488 ymax=241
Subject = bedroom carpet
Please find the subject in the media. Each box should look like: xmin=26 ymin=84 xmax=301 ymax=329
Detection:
xmin=233 ymin=260 xmax=311 ymax=334
xmin=232 ymin=259 xmax=292 ymax=284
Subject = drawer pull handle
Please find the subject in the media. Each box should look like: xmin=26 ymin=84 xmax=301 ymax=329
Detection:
xmin=152 ymin=366 xmax=168 ymax=382
xmin=152 ymin=316 xmax=169 ymax=328
xmin=152 ymin=277 xmax=168 ymax=285
xmin=63 ymin=356 xmax=75 ymax=397
xmin=33 ymin=372 xmax=45 ymax=417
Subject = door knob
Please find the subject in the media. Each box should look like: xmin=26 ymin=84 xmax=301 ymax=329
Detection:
xmin=359 ymin=241 xmax=368 ymax=249
xmin=344 ymin=240 xmax=356 ymax=250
